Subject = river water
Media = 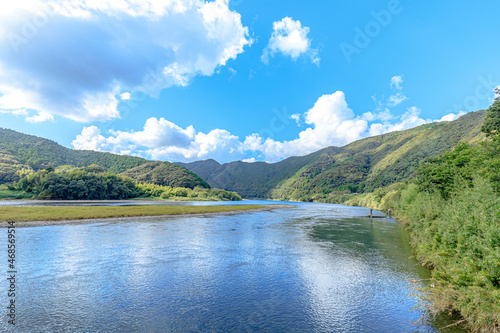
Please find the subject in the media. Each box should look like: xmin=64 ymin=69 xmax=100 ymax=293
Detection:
xmin=0 ymin=200 xmax=463 ymax=332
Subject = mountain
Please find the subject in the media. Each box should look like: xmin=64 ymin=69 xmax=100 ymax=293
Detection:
xmin=0 ymin=128 xmax=208 ymax=189
xmin=176 ymin=151 xmax=323 ymax=198
xmin=1 ymin=110 xmax=487 ymax=198
xmin=178 ymin=110 xmax=487 ymax=200
xmin=121 ymin=161 xmax=210 ymax=189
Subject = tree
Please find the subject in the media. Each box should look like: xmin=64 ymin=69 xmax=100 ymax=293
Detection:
xmin=481 ymin=87 xmax=500 ymax=137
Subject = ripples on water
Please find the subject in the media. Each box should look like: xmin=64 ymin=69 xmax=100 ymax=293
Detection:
xmin=0 ymin=201 xmax=465 ymax=332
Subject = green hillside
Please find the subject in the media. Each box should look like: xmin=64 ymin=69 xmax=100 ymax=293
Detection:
xmin=121 ymin=161 xmax=210 ymax=189
xmin=0 ymin=128 xmax=208 ymax=189
xmin=178 ymin=110 xmax=487 ymax=200
xmin=177 ymin=150 xmax=324 ymax=198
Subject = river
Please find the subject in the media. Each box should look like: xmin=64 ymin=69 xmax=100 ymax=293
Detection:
xmin=0 ymin=200 xmax=464 ymax=332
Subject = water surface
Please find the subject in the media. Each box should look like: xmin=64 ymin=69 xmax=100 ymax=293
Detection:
xmin=0 ymin=201 xmax=463 ymax=332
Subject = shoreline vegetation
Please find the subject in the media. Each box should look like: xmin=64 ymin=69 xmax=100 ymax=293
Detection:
xmin=0 ymin=165 xmax=242 ymax=202
xmin=0 ymin=204 xmax=286 ymax=227
xmin=331 ymin=140 xmax=500 ymax=331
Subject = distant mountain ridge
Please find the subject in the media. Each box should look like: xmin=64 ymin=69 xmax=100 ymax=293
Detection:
xmin=0 ymin=128 xmax=208 ymax=189
xmin=177 ymin=110 xmax=487 ymax=200
xmin=0 ymin=110 xmax=487 ymax=198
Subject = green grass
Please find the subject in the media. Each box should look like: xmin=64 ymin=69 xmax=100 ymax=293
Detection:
xmin=0 ymin=187 xmax=32 ymax=199
xmin=0 ymin=205 xmax=267 ymax=222
xmin=343 ymin=179 xmax=500 ymax=331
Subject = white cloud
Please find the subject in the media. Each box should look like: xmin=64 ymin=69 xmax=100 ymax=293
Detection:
xmin=387 ymin=92 xmax=407 ymax=107
xmin=290 ymin=113 xmax=301 ymax=126
xmin=72 ymin=126 xmax=137 ymax=155
xmin=120 ymin=92 xmax=131 ymax=100
xmin=26 ymin=112 xmax=54 ymax=123
xmin=242 ymin=157 xmax=257 ymax=163
xmin=11 ymin=109 xmax=28 ymax=116
xmin=243 ymin=92 xmax=369 ymax=162
xmin=387 ymin=75 xmax=407 ymax=107
xmin=390 ymin=75 xmax=403 ymax=90
xmin=368 ymin=106 xmax=426 ymax=136
xmin=437 ymin=111 xmax=466 ymax=122
xmin=73 ymin=118 xmax=245 ymax=163
xmin=148 ymin=129 xmax=243 ymax=162
xmin=71 ymin=88 xmax=468 ymax=163
xmin=0 ymin=0 xmax=252 ymax=122
xmin=116 ymin=117 xmax=196 ymax=148
xmin=242 ymin=133 xmax=262 ymax=151
xmin=362 ymin=109 xmax=393 ymax=122
xmin=262 ymin=17 xmax=319 ymax=65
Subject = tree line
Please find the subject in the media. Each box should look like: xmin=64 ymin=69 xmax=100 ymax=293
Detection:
xmin=11 ymin=165 xmax=241 ymax=201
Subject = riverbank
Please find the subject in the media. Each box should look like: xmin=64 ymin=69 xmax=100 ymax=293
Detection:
xmin=335 ymin=181 xmax=500 ymax=332
xmin=0 ymin=204 xmax=289 ymax=227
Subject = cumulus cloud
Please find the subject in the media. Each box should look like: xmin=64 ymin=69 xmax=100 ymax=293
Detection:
xmin=72 ymin=89 xmax=469 ymax=163
xmin=262 ymin=17 xmax=319 ymax=65
xmin=72 ymin=119 xmax=246 ymax=163
xmin=437 ymin=111 xmax=467 ymax=122
xmin=72 ymin=126 xmax=137 ymax=155
xmin=0 ymin=0 xmax=251 ymax=122
xmin=148 ymin=129 xmax=244 ymax=162
xmin=242 ymin=92 xmax=369 ymax=161
xmin=26 ymin=112 xmax=54 ymax=123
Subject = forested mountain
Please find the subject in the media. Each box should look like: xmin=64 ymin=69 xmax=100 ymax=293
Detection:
xmin=121 ymin=161 xmax=210 ymax=189
xmin=176 ymin=151 xmax=324 ymax=198
xmin=1 ymin=110 xmax=488 ymax=199
xmin=178 ymin=110 xmax=487 ymax=200
xmin=0 ymin=128 xmax=208 ymax=189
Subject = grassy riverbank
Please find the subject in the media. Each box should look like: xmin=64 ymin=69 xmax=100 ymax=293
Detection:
xmin=344 ymin=180 xmax=500 ymax=331
xmin=333 ymin=137 xmax=500 ymax=332
xmin=0 ymin=205 xmax=266 ymax=222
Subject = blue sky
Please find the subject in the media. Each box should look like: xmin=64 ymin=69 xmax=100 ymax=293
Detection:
xmin=0 ymin=0 xmax=499 ymax=163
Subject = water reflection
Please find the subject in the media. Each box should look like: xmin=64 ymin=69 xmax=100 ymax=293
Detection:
xmin=0 ymin=201 xmax=465 ymax=332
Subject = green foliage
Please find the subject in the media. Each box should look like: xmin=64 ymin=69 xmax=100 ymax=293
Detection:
xmin=136 ymin=183 xmax=241 ymax=201
xmin=15 ymin=166 xmax=139 ymax=200
xmin=343 ymin=137 xmax=500 ymax=331
xmin=409 ymin=179 xmax=500 ymax=331
xmin=481 ymin=91 xmax=500 ymax=137
xmin=415 ymin=138 xmax=500 ymax=198
xmin=177 ymin=151 xmax=324 ymax=198
xmin=0 ymin=128 xmax=147 ymax=184
xmin=0 ymin=128 xmax=213 ymax=192
xmin=0 ymin=185 xmax=33 ymax=199
xmin=121 ymin=161 xmax=210 ymax=189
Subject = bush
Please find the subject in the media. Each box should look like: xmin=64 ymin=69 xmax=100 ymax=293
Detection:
xmin=160 ymin=191 xmax=171 ymax=199
xmin=408 ymin=178 xmax=500 ymax=330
